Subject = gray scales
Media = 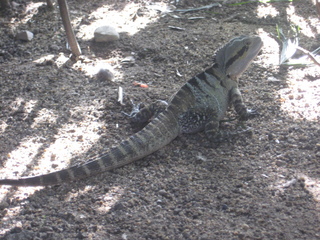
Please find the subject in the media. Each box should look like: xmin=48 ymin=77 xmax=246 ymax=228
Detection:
xmin=0 ymin=36 xmax=263 ymax=186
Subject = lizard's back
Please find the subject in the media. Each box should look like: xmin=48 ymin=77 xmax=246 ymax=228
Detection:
xmin=0 ymin=35 xmax=263 ymax=187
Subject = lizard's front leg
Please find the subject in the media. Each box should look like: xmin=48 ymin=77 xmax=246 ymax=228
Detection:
xmin=204 ymin=117 xmax=229 ymax=142
xmin=230 ymin=87 xmax=259 ymax=121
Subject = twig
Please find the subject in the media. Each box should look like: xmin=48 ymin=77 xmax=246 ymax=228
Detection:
xmin=174 ymin=3 xmax=220 ymax=13
xmin=57 ymin=0 xmax=81 ymax=59
xmin=316 ymin=0 xmax=320 ymax=18
xmin=222 ymin=13 xmax=242 ymax=22
xmin=168 ymin=26 xmax=185 ymax=31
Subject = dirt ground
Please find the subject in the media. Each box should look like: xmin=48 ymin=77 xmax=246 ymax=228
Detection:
xmin=0 ymin=0 xmax=319 ymax=239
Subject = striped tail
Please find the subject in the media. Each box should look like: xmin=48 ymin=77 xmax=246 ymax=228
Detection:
xmin=0 ymin=110 xmax=180 ymax=186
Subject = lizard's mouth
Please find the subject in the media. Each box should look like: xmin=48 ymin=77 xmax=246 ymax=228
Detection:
xmin=227 ymin=36 xmax=263 ymax=80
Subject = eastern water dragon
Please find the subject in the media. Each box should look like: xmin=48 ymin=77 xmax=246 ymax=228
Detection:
xmin=0 ymin=35 xmax=263 ymax=186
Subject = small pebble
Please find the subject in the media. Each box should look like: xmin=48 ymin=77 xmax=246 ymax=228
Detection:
xmin=16 ymin=30 xmax=34 ymax=41
xmin=94 ymin=26 xmax=119 ymax=42
xmin=96 ymin=68 xmax=114 ymax=81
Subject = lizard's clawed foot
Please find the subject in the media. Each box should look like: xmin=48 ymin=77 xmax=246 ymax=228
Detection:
xmin=122 ymin=100 xmax=142 ymax=119
xmin=239 ymin=108 xmax=260 ymax=121
xmin=123 ymin=99 xmax=168 ymax=124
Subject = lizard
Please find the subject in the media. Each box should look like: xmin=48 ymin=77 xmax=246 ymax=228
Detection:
xmin=0 ymin=35 xmax=263 ymax=186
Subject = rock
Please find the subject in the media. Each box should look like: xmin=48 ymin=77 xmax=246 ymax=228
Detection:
xmin=121 ymin=55 xmax=135 ymax=65
xmin=96 ymin=68 xmax=114 ymax=81
xmin=94 ymin=26 xmax=119 ymax=42
xmin=16 ymin=30 xmax=34 ymax=41
xmin=112 ymin=202 xmax=125 ymax=211
xmin=275 ymin=160 xmax=286 ymax=167
xmin=39 ymin=226 xmax=53 ymax=232
xmin=49 ymin=44 xmax=60 ymax=51
xmin=0 ymin=200 xmax=9 ymax=209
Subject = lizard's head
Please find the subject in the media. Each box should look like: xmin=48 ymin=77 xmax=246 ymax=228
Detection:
xmin=214 ymin=36 xmax=263 ymax=81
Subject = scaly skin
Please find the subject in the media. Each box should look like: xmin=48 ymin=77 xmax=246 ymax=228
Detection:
xmin=0 ymin=36 xmax=263 ymax=186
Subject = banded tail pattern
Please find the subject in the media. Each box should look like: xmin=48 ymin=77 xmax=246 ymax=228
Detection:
xmin=0 ymin=36 xmax=262 ymax=186
xmin=0 ymin=109 xmax=180 ymax=186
